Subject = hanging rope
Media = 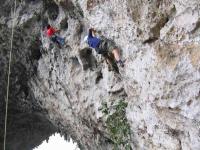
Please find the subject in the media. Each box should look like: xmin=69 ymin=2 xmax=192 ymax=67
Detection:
xmin=4 ymin=0 xmax=17 ymax=149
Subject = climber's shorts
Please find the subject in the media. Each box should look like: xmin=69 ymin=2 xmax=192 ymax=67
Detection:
xmin=50 ymin=35 xmax=57 ymax=43
xmin=96 ymin=37 xmax=118 ymax=55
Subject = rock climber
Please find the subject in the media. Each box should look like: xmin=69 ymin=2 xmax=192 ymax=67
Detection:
xmin=84 ymin=28 xmax=124 ymax=67
xmin=46 ymin=24 xmax=65 ymax=48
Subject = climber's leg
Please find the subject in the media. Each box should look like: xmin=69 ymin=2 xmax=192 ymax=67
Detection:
xmin=51 ymin=35 xmax=62 ymax=48
xmin=112 ymin=49 xmax=120 ymax=61
xmin=112 ymin=49 xmax=124 ymax=67
xmin=104 ymin=39 xmax=124 ymax=67
xmin=50 ymin=35 xmax=57 ymax=43
xmin=56 ymin=36 xmax=65 ymax=46
xmin=106 ymin=57 xmax=113 ymax=71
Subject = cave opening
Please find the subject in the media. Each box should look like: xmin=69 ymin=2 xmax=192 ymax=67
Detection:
xmin=33 ymin=133 xmax=80 ymax=150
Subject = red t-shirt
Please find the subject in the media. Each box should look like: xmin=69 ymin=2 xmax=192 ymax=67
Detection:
xmin=47 ymin=27 xmax=56 ymax=37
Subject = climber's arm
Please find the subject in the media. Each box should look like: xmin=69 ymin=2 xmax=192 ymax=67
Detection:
xmin=88 ymin=28 xmax=97 ymax=37
xmin=88 ymin=28 xmax=93 ymax=38
xmin=51 ymin=27 xmax=60 ymax=33
xmin=55 ymin=28 xmax=60 ymax=33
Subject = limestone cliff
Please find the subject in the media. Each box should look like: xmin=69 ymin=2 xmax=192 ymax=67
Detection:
xmin=0 ymin=0 xmax=200 ymax=149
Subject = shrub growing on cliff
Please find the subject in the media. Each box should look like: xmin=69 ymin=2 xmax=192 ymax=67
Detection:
xmin=100 ymin=100 xmax=132 ymax=150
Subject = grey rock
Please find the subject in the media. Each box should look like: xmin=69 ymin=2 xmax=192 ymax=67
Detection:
xmin=0 ymin=0 xmax=200 ymax=149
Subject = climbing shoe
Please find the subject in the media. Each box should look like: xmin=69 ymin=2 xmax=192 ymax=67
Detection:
xmin=117 ymin=60 xmax=124 ymax=67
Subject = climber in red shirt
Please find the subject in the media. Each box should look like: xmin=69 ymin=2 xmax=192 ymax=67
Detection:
xmin=46 ymin=24 xmax=65 ymax=48
xmin=47 ymin=25 xmax=56 ymax=37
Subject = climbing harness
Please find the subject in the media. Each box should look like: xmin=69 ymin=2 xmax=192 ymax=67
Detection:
xmin=4 ymin=0 xmax=17 ymax=149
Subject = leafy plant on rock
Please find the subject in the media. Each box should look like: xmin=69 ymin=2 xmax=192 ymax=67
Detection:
xmin=100 ymin=100 xmax=132 ymax=150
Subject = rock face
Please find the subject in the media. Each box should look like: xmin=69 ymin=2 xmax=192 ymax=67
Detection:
xmin=0 ymin=0 xmax=200 ymax=149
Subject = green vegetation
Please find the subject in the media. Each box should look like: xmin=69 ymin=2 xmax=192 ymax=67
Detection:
xmin=100 ymin=100 xmax=132 ymax=150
